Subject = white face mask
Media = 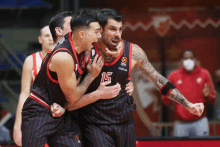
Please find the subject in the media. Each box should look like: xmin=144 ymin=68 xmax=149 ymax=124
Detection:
xmin=183 ymin=59 xmax=195 ymax=71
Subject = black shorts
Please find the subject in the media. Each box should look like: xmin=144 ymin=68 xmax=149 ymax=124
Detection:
xmin=81 ymin=119 xmax=136 ymax=147
xmin=22 ymin=97 xmax=82 ymax=147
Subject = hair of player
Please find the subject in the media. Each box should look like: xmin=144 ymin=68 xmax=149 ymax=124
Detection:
xmin=182 ymin=49 xmax=195 ymax=58
xmin=70 ymin=10 xmax=99 ymax=33
xmin=97 ymin=8 xmax=124 ymax=28
xmin=49 ymin=11 xmax=73 ymax=43
xmin=39 ymin=25 xmax=49 ymax=36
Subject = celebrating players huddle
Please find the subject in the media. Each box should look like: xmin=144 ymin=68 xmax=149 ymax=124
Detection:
xmin=13 ymin=8 xmax=204 ymax=147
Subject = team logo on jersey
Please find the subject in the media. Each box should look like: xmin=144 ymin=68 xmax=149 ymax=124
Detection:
xmin=177 ymin=79 xmax=182 ymax=84
xmin=121 ymin=56 xmax=127 ymax=63
xmin=197 ymin=77 xmax=202 ymax=84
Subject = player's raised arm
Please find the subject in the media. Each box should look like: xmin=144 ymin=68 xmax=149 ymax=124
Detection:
xmin=132 ymin=44 xmax=204 ymax=116
xmin=50 ymin=52 xmax=103 ymax=104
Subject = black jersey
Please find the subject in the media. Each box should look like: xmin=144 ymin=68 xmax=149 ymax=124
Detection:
xmin=31 ymin=32 xmax=85 ymax=107
xmin=82 ymin=39 xmax=136 ymax=124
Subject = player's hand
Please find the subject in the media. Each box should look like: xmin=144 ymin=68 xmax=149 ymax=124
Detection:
xmin=125 ymin=81 xmax=134 ymax=96
xmin=87 ymin=54 xmax=104 ymax=79
xmin=13 ymin=126 xmax=22 ymax=146
xmin=105 ymin=40 xmax=123 ymax=57
xmin=50 ymin=103 xmax=66 ymax=117
xmin=186 ymin=102 xmax=204 ymax=117
xmin=96 ymin=81 xmax=121 ymax=99
xmin=203 ymin=83 xmax=211 ymax=98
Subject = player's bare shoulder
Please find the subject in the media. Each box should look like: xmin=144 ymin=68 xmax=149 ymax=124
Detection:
xmin=22 ymin=54 xmax=34 ymax=70
xmin=131 ymin=44 xmax=148 ymax=68
xmin=49 ymin=52 xmax=75 ymax=72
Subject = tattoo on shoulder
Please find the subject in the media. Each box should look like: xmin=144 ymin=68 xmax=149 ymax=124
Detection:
xmin=132 ymin=44 xmax=148 ymax=63
xmin=132 ymin=44 xmax=168 ymax=89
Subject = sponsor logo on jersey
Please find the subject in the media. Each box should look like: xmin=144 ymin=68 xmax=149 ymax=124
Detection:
xmin=118 ymin=67 xmax=127 ymax=71
xmin=58 ymin=36 xmax=65 ymax=44
xmin=120 ymin=56 xmax=127 ymax=67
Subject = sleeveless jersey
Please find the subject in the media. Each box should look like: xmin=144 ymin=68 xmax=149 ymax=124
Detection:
xmin=31 ymin=51 xmax=43 ymax=81
xmin=82 ymin=39 xmax=136 ymax=124
xmin=30 ymin=32 xmax=85 ymax=107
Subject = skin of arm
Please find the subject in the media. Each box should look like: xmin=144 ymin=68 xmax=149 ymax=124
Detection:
xmin=49 ymin=52 xmax=103 ymax=104
xmin=50 ymin=49 xmax=122 ymax=115
xmin=51 ymin=43 xmax=204 ymax=117
xmin=13 ymin=55 xmax=33 ymax=146
xmin=65 ymin=80 xmax=121 ymax=111
xmin=131 ymin=44 xmax=201 ymax=111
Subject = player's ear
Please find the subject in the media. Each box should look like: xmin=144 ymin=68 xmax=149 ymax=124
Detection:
xmin=100 ymin=26 xmax=103 ymax=34
xmin=79 ymin=30 xmax=85 ymax=40
xmin=55 ymin=27 xmax=62 ymax=36
xmin=38 ymin=36 xmax=42 ymax=44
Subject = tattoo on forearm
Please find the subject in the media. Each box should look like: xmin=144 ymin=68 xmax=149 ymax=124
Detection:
xmin=132 ymin=44 xmax=190 ymax=108
xmin=132 ymin=44 xmax=168 ymax=89
xmin=168 ymin=89 xmax=189 ymax=108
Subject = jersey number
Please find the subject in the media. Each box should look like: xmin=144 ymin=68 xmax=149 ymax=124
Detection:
xmin=101 ymin=72 xmax=113 ymax=82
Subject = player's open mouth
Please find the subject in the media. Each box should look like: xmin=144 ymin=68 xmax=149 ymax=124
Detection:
xmin=111 ymin=40 xmax=119 ymax=46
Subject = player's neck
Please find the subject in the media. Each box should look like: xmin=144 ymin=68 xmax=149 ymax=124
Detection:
xmin=41 ymin=49 xmax=49 ymax=58
xmin=96 ymin=41 xmax=117 ymax=63
xmin=56 ymin=36 xmax=62 ymax=44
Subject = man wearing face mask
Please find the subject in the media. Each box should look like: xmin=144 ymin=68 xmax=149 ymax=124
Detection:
xmin=162 ymin=49 xmax=216 ymax=137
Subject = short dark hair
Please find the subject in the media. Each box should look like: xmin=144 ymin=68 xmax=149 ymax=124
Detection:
xmin=97 ymin=8 xmax=124 ymax=28
xmin=49 ymin=11 xmax=73 ymax=43
xmin=71 ymin=10 xmax=99 ymax=32
xmin=182 ymin=49 xmax=195 ymax=58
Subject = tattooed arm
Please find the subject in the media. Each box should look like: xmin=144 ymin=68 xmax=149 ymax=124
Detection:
xmin=132 ymin=44 xmax=204 ymax=116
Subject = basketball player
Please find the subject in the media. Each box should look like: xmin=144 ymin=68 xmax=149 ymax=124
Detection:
xmin=52 ymin=9 xmax=204 ymax=147
xmin=21 ymin=11 xmax=121 ymax=147
xmin=13 ymin=25 xmax=54 ymax=146
xmin=49 ymin=11 xmax=73 ymax=45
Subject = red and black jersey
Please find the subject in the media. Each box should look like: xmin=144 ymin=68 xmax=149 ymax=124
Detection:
xmin=82 ymin=39 xmax=136 ymax=124
xmin=30 ymin=32 xmax=85 ymax=107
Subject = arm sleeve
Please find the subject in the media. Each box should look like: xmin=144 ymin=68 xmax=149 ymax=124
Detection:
xmin=205 ymin=70 xmax=216 ymax=104
xmin=162 ymin=73 xmax=173 ymax=106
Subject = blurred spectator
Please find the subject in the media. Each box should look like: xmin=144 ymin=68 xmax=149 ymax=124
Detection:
xmin=0 ymin=105 xmax=11 ymax=142
xmin=13 ymin=26 xmax=54 ymax=146
xmin=215 ymin=69 xmax=220 ymax=90
xmin=215 ymin=69 xmax=220 ymax=120
xmin=162 ymin=49 xmax=216 ymax=137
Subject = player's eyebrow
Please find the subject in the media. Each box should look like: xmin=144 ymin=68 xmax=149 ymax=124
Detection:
xmin=95 ymin=28 xmax=101 ymax=31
